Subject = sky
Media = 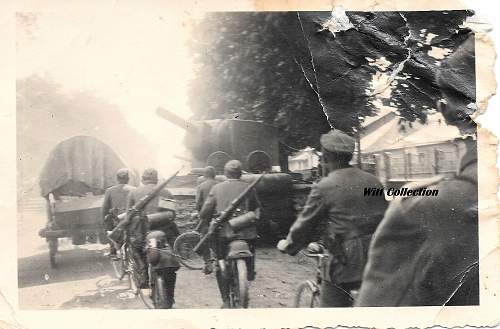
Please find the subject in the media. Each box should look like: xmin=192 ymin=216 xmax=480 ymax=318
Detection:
xmin=16 ymin=8 xmax=201 ymax=173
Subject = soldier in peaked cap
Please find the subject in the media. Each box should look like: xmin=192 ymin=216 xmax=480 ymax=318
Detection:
xmin=102 ymin=168 xmax=135 ymax=258
xmin=278 ymin=129 xmax=388 ymax=307
xmin=355 ymin=35 xmax=479 ymax=307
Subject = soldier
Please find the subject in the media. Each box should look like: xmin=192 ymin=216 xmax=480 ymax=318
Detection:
xmin=195 ymin=166 xmax=219 ymax=274
xmin=102 ymin=168 xmax=135 ymax=258
xmin=199 ymin=160 xmax=260 ymax=308
xmin=126 ymin=168 xmax=180 ymax=296
xmin=196 ymin=166 xmax=218 ymax=212
xmin=355 ymin=35 xmax=478 ymax=306
xmin=277 ymin=130 xmax=388 ymax=307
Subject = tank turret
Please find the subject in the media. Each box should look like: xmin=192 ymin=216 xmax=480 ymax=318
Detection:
xmin=157 ymin=108 xmax=282 ymax=173
xmin=157 ymin=108 xmax=311 ymax=240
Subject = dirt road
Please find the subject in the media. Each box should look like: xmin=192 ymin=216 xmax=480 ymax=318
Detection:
xmin=18 ymin=208 xmax=315 ymax=310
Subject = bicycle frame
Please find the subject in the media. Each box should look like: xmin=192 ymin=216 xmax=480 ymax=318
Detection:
xmin=294 ymin=249 xmax=328 ymax=308
xmin=296 ymin=248 xmax=359 ymax=307
xmin=218 ymin=239 xmax=253 ymax=308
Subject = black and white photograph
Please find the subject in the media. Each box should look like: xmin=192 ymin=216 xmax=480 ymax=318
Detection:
xmin=8 ymin=1 xmax=498 ymax=327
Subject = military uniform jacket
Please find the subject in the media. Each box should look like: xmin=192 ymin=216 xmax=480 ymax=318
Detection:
xmin=126 ymin=183 xmax=179 ymax=247
xmin=196 ymin=178 xmax=219 ymax=212
xmin=102 ymin=184 xmax=135 ymax=219
xmin=199 ymin=179 xmax=259 ymax=240
xmin=356 ymin=149 xmax=478 ymax=306
xmin=285 ymin=166 xmax=388 ymax=284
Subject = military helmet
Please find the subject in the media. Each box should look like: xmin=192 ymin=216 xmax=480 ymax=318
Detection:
xmin=204 ymin=166 xmax=216 ymax=178
xmin=142 ymin=167 xmax=158 ymax=184
xmin=116 ymin=168 xmax=129 ymax=182
xmin=224 ymin=159 xmax=243 ymax=178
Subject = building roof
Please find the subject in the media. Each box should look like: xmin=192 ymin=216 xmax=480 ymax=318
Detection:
xmin=361 ymin=112 xmax=462 ymax=153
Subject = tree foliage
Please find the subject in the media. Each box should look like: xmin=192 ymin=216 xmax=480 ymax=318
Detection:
xmin=17 ymin=75 xmax=154 ymax=194
xmin=188 ymin=12 xmax=331 ymax=152
xmin=188 ymin=11 xmax=473 ymax=152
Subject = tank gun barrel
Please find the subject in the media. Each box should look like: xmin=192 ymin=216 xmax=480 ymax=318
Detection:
xmin=156 ymin=107 xmax=192 ymax=130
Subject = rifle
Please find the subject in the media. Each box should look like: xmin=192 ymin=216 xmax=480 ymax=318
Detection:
xmin=108 ymin=168 xmax=182 ymax=245
xmin=192 ymin=174 xmax=264 ymax=254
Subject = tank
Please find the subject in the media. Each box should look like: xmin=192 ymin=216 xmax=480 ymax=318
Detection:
xmin=157 ymin=108 xmax=311 ymax=240
xmin=157 ymin=108 xmax=285 ymax=174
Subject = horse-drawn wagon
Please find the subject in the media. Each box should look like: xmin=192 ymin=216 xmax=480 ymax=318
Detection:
xmin=38 ymin=136 xmax=135 ymax=268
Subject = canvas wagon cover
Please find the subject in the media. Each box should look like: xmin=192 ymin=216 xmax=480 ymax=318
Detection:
xmin=39 ymin=136 xmax=127 ymax=197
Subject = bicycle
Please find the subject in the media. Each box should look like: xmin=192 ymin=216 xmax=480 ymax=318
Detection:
xmin=294 ymin=242 xmax=359 ymax=307
xmin=173 ymin=219 xmax=205 ymax=270
xmin=110 ymin=232 xmax=155 ymax=308
xmin=294 ymin=242 xmax=327 ymax=307
xmin=111 ymin=236 xmax=141 ymax=287
xmin=111 ymin=229 xmax=184 ymax=309
xmin=174 ymin=219 xmax=253 ymax=308
xmin=222 ymin=239 xmax=253 ymax=308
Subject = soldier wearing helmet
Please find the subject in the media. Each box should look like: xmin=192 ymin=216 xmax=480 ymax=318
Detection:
xmin=278 ymin=129 xmax=388 ymax=307
xmin=126 ymin=168 xmax=180 ymax=304
xmin=199 ymin=160 xmax=261 ymax=308
xmin=196 ymin=166 xmax=218 ymax=212
xmin=102 ymin=168 xmax=135 ymax=257
xmin=195 ymin=166 xmax=219 ymax=275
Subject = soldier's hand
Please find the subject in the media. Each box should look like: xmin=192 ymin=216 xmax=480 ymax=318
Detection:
xmin=208 ymin=221 xmax=218 ymax=235
xmin=276 ymin=239 xmax=289 ymax=253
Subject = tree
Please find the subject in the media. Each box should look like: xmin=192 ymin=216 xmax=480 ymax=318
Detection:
xmin=188 ymin=12 xmax=331 ymax=152
xmin=188 ymin=10 xmax=474 ymax=151
xmin=17 ymin=75 xmax=154 ymax=195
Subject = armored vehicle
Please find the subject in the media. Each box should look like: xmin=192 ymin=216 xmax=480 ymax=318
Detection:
xmin=157 ymin=108 xmax=311 ymax=240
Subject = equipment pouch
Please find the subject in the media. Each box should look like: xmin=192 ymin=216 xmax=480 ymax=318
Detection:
xmin=228 ymin=211 xmax=257 ymax=232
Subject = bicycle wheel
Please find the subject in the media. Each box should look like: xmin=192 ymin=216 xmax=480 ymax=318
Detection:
xmin=126 ymin=250 xmax=140 ymax=294
xmin=229 ymin=259 xmax=249 ymax=308
xmin=111 ymin=250 xmax=126 ymax=279
xmin=152 ymin=275 xmax=170 ymax=309
xmin=173 ymin=231 xmax=204 ymax=270
xmin=294 ymin=281 xmax=320 ymax=308
xmin=130 ymin=260 xmax=154 ymax=309
xmin=137 ymin=282 xmax=154 ymax=309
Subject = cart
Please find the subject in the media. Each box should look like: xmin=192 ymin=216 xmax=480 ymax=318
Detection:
xmin=37 ymin=136 xmax=135 ymax=268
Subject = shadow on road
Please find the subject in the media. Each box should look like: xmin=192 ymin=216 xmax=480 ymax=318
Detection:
xmin=18 ymin=248 xmax=113 ymax=288
xmin=59 ymin=277 xmax=143 ymax=310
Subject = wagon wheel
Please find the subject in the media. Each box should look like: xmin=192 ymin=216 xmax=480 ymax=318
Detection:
xmin=48 ymin=238 xmax=58 ymax=268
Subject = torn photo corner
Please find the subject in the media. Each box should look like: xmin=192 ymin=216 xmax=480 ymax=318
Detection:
xmin=4 ymin=0 xmax=499 ymax=328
